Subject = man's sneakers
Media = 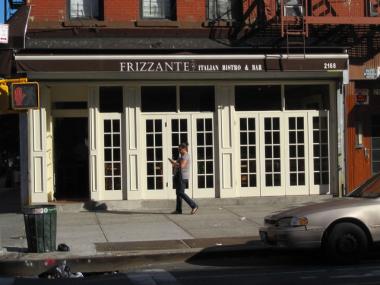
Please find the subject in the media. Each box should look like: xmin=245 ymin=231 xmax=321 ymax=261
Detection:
xmin=190 ymin=206 xmax=198 ymax=215
xmin=172 ymin=207 xmax=198 ymax=215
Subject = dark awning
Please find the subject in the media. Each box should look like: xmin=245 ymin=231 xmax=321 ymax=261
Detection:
xmin=15 ymin=54 xmax=348 ymax=80
xmin=0 ymin=49 xmax=13 ymax=77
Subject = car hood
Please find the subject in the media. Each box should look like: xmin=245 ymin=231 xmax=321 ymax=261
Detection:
xmin=267 ymin=198 xmax=378 ymax=220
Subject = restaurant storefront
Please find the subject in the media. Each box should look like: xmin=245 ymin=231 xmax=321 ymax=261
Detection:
xmin=15 ymin=53 xmax=348 ymax=203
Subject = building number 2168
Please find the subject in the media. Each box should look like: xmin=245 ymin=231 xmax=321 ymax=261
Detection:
xmin=324 ymin=62 xmax=337 ymax=69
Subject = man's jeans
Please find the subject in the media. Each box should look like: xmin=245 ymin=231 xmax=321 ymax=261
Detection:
xmin=176 ymin=178 xmax=197 ymax=213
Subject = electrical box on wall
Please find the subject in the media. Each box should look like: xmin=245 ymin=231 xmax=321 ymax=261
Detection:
xmin=355 ymin=89 xmax=369 ymax=105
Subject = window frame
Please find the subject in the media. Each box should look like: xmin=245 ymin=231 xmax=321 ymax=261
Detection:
xmin=140 ymin=0 xmax=177 ymax=20
xmin=68 ymin=0 xmax=104 ymax=21
xmin=206 ymin=0 xmax=242 ymax=22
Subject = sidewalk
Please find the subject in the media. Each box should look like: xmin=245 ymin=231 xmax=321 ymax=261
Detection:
xmin=0 ymin=188 xmax=333 ymax=276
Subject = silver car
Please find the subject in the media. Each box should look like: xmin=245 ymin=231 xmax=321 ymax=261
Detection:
xmin=259 ymin=173 xmax=380 ymax=261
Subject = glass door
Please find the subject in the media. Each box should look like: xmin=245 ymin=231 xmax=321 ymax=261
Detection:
xmin=142 ymin=116 xmax=169 ymax=199
xmin=142 ymin=114 xmax=215 ymax=199
xmin=309 ymin=112 xmax=330 ymax=194
xmin=236 ymin=114 xmax=260 ymax=197
xmin=192 ymin=114 xmax=215 ymax=198
xmin=100 ymin=113 xmax=123 ymax=200
xmin=168 ymin=117 xmax=190 ymax=199
xmin=260 ymin=114 xmax=286 ymax=196
xmin=284 ymin=113 xmax=309 ymax=195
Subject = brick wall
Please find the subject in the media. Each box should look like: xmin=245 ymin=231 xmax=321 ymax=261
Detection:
xmin=104 ymin=0 xmax=138 ymax=22
xmin=28 ymin=0 xmax=66 ymax=22
xmin=177 ymin=0 xmax=206 ymax=23
xmin=28 ymin=0 xmax=208 ymax=25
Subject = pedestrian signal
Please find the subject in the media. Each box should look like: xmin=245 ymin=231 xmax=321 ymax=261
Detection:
xmin=11 ymin=82 xmax=39 ymax=110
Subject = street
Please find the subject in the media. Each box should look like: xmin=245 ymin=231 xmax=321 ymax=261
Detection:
xmin=124 ymin=248 xmax=380 ymax=285
xmin=4 ymin=248 xmax=380 ymax=285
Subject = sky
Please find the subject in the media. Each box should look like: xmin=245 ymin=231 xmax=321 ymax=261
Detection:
xmin=0 ymin=0 xmax=5 ymax=23
xmin=0 ymin=0 xmax=10 ymax=24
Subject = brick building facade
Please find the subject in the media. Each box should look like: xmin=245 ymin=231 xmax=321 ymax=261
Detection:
xmin=2 ymin=0 xmax=379 ymax=203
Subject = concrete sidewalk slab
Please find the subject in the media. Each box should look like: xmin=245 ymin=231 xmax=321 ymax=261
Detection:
xmin=101 ymin=221 xmax=193 ymax=242
xmin=0 ymin=192 xmax=333 ymax=276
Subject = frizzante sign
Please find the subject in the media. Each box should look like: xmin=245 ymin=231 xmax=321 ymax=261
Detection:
xmin=119 ymin=60 xmax=264 ymax=72
xmin=15 ymin=57 xmax=348 ymax=73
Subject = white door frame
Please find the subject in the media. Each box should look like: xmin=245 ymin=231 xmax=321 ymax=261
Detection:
xmin=309 ymin=111 xmax=330 ymax=195
xmin=235 ymin=113 xmax=261 ymax=197
xmin=284 ymin=112 xmax=310 ymax=196
xmin=191 ymin=113 xmax=216 ymax=198
xmin=259 ymin=113 xmax=286 ymax=196
xmin=99 ymin=113 xmax=123 ymax=200
xmin=141 ymin=113 xmax=216 ymax=199
xmin=141 ymin=115 xmax=171 ymax=199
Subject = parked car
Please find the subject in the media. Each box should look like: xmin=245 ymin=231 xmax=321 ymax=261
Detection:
xmin=259 ymin=173 xmax=380 ymax=262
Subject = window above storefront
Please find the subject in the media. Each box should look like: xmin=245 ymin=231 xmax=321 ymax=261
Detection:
xmin=141 ymin=0 xmax=176 ymax=20
xmin=207 ymin=0 xmax=242 ymax=22
xmin=69 ymin=0 xmax=104 ymax=20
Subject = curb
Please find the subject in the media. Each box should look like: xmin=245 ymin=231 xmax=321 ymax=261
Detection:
xmin=0 ymin=242 xmax=268 ymax=277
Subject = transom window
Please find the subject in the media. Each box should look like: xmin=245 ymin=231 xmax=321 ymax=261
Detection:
xmin=235 ymin=85 xmax=282 ymax=111
xmin=207 ymin=0 xmax=242 ymax=21
xmin=142 ymin=0 xmax=176 ymax=19
xmin=141 ymin=86 xmax=215 ymax=113
xmin=69 ymin=0 xmax=103 ymax=20
xmin=285 ymin=85 xmax=329 ymax=110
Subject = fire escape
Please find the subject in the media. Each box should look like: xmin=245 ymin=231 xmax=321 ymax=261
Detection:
xmin=281 ymin=0 xmax=308 ymax=55
xmin=280 ymin=0 xmax=380 ymax=55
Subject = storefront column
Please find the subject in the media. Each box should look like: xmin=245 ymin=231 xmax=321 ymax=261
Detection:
xmin=337 ymin=83 xmax=345 ymax=196
xmin=216 ymin=84 xmax=237 ymax=198
xmin=89 ymin=87 xmax=101 ymax=200
xmin=28 ymin=88 xmax=48 ymax=203
xmin=124 ymin=86 xmax=141 ymax=199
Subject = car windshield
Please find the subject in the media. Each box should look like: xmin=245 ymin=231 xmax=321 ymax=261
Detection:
xmin=349 ymin=173 xmax=380 ymax=198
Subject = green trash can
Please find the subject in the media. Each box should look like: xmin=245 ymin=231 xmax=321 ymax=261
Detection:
xmin=23 ymin=205 xmax=57 ymax=253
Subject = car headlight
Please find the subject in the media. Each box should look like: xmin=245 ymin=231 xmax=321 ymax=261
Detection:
xmin=277 ymin=217 xmax=308 ymax=227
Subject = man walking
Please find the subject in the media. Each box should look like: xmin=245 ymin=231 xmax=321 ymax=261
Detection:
xmin=169 ymin=143 xmax=198 ymax=215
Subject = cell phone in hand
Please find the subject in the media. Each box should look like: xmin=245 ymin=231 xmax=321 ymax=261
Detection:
xmin=168 ymin=158 xmax=175 ymax=164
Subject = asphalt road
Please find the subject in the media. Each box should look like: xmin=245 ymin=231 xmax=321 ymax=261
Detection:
xmin=3 ymin=249 xmax=380 ymax=284
xmin=124 ymin=249 xmax=380 ymax=285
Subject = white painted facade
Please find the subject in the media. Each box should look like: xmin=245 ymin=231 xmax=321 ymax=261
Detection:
xmin=25 ymin=80 xmax=340 ymax=203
